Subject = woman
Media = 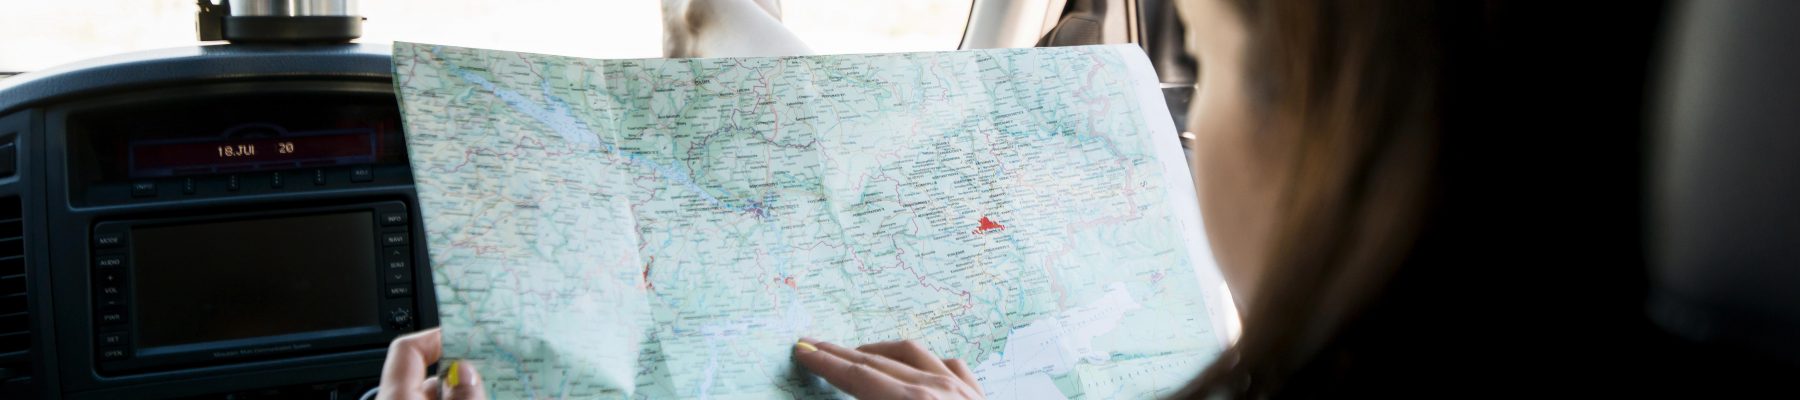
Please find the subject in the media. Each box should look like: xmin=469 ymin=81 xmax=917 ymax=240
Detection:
xmin=381 ymin=0 xmax=1665 ymax=398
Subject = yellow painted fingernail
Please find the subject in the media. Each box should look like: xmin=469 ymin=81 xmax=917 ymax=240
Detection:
xmin=795 ymin=341 xmax=818 ymax=352
xmin=446 ymin=360 xmax=462 ymax=387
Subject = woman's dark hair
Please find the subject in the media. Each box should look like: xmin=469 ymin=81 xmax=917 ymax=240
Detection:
xmin=1177 ymin=0 xmax=1671 ymax=397
xmin=1178 ymin=0 xmax=1457 ymax=396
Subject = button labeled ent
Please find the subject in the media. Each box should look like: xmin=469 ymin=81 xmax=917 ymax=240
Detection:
xmin=387 ymin=305 xmax=413 ymax=328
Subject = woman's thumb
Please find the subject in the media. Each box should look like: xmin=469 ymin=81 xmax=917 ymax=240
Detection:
xmin=443 ymin=360 xmax=487 ymax=400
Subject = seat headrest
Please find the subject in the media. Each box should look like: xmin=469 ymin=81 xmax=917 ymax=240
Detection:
xmin=1648 ymin=0 xmax=1800 ymax=364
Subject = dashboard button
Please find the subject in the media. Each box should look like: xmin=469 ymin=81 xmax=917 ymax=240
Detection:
xmin=95 ymin=269 xmax=125 ymax=286
xmin=96 ymin=295 xmax=125 ymax=310
xmin=384 ymin=252 xmax=409 ymax=271
xmin=182 ymin=178 xmax=197 ymax=195
xmin=350 ymin=166 xmax=374 ymax=182
xmin=386 ymin=266 xmax=411 ymax=284
xmin=381 ymin=232 xmax=408 ymax=246
xmin=384 ymin=246 xmax=408 ymax=260
xmin=380 ymin=212 xmax=408 ymax=227
xmin=97 ymin=332 xmax=128 ymax=347
xmin=97 ymin=310 xmax=127 ymax=326
xmin=93 ymin=254 xmax=125 ymax=269
xmin=270 ymin=172 xmax=284 ymax=188
xmin=98 ymin=347 xmax=130 ymax=361
xmin=131 ymin=181 xmax=157 ymax=197
xmin=385 ymin=284 xmax=412 ymax=298
xmin=94 ymin=232 xmax=124 ymax=248
xmin=313 ymin=169 xmax=327 ymax=185
xmin=387 ymin=305 xmax=413 ymax=328
xmin=226 ymin=175 xmax=241 ymax=191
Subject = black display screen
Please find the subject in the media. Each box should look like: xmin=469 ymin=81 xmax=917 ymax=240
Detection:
xmin=128 ymin=127 xmax=378 ymax=178
xmin=131 ymin=212 xmax=379 ymax=349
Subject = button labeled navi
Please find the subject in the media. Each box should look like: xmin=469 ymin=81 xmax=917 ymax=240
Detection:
xmin=382 ymin=232 xmax=408 ymax=246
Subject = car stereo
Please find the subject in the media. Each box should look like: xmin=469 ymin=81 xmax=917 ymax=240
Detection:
xmin=0 ymin=43 xmax=440 ymax=398
xmin=90 ymin=201 xmax=417 ymax=373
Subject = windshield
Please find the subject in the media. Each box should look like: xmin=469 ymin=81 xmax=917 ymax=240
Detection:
xmin=0 ymin=0 xmax=972 ymax=74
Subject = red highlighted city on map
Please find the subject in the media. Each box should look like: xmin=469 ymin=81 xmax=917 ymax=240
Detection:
xmin=973 ymin=216 xmax=1007 ymax=235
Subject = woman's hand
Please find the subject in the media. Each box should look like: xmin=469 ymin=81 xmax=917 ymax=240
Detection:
xmin=378 ymin=328 xmax=487 ymax=400
xmin=793 ymin=338 xmax=984 ymax=399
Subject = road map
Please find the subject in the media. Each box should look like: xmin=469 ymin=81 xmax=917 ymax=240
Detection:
xmin=392 ymin=42 xmax=1235 ymax=399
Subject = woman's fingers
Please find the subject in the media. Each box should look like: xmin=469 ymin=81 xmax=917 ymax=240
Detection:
xmin=378 ymin=328 xmax=443 ymax=400
xmin=419 ymin=377 xmax=442 ymax=400
xmin=795 ymin=339 xmax=985 ymax=399
xmin=793 ymin=340 xmax=915 ymax=399
xmin=944 ymin=358 xmax=981 ymax=392
xmin=856 ymin=341 xmax=954 ymax=376
xmin=811 ymin=339 xmax=939 ymax=383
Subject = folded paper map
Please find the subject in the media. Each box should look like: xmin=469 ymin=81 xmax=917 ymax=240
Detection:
xmin=393 ymin=42 xmax=1234 ymax=399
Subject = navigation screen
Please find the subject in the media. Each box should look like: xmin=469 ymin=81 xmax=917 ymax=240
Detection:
xmin=132 ymin=212 xmax=379 ymax=349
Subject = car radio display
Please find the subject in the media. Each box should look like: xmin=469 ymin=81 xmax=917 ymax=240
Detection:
xmin=128 ymin=127 xmax=378 ymax=177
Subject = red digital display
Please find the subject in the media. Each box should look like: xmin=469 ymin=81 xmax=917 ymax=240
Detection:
xmin=129 ymin=129 xmax=377 ymax=177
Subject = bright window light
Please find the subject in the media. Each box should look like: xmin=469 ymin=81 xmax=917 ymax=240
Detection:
xmin=0 ymin=0 xmax=972 ymax=73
